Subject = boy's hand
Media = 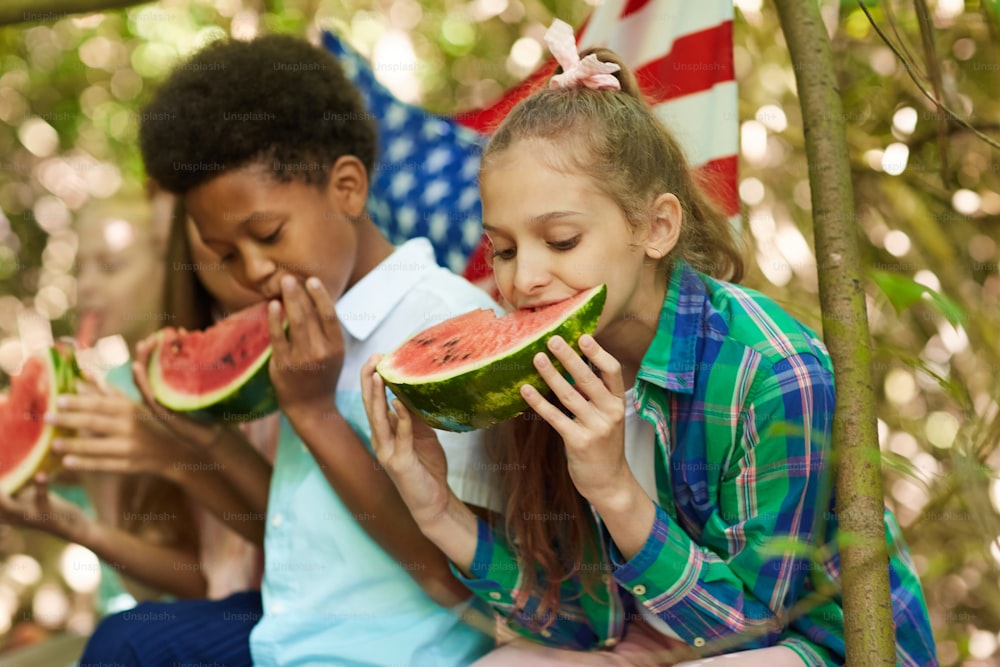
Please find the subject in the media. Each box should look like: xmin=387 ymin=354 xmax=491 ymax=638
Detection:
xmin=269 ymin=276 xmax=343 ymax=418
xmin=361 ymin=355 xmax=455 ymax=528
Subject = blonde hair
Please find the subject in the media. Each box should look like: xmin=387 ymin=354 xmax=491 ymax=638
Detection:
xmin=481 ymin=46 xmax=745 ymax=625
xmin=483 ymin=47 xmax=744 ymax=282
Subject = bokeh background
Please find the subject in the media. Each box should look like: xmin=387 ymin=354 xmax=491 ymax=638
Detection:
xmin=0 ymin=0 xmax=999 ymax=664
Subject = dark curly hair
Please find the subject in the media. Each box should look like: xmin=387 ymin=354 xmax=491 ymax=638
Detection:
xmin=139 ymin=34 xmax=376 ymax=194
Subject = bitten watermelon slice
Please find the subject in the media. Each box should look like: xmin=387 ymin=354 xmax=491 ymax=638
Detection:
xmin=147 ymin=302 xmax=279 ymax=422
xmin=377 ymin=285 xmax=607 ymax=432
xmin=0 ymin=347 xmax=77 ymax=494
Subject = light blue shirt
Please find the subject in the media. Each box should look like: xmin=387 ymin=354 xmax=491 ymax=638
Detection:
xmin=249 ymin=238 xmax=502 ymax=667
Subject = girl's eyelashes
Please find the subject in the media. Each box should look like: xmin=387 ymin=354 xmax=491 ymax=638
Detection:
xmin=491 ymin=236 xmax=580 ymax=261
xmin=549 ymin=236 xmax=580 ymax=251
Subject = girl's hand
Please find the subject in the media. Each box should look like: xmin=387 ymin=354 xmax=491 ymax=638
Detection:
xmin=0 ymin=475 xmax=91 ymax=542
xmin=45 ymin=382 xmax=198 ymax=478
xmin=269 ymin=276 xmax=343 ymax=418
xmin=361 ymin=354 xmax=454 ymax=528
xmin=521 ymin=334 xmax=634 ymax=504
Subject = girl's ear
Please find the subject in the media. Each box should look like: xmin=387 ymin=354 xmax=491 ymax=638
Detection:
xmin=326 ymin=155 xmax=369 ymax=221
xmin=644 ymin=193 xmax=682 ymax=260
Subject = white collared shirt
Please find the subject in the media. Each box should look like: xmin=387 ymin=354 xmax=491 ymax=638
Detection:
xmin=250 ymin=238 xmax=501 ymax=666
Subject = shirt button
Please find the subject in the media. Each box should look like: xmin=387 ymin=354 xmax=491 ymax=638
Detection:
xmin=540 ymin=629 xmax=552 ymax=638
xmin=271 ymin=514 xmax=284 ymax=527
xmin=693 ymin=637 xmax=706 ymax=647
xmin=489 ymin=591 xmax=502 ymax=600
xmin=632 ymin=584 xmax=646 ymax=596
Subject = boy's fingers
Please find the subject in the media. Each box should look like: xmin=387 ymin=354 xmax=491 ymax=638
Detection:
xmin=305 ymin=278 xmax=341 ymax=342
xmin=280 ymin=277 xmax=316 ymax=349
xmin=267 ymin=300 xmax=289 ymax=359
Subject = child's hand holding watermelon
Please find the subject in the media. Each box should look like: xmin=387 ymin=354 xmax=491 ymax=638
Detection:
xmin=47 ymin=382 xmax=209 ymax=479
xmin=267 ymin=276 xmax=343 ymax=420
xmin=360 ymin=354 xmax=480 ymax=572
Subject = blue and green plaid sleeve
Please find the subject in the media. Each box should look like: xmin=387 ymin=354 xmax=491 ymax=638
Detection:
xmin=609 ymin=352 xmax=837 ymax=660
xmin=449 ymin=516 xmax=607 ymax=649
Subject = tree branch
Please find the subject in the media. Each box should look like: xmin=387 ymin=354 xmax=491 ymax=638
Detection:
xmin=0 ymin=0 xmax=152 ymax=26
xmin=912 ymin=0 xmax=952 ymax=187
xmin=858 ymin=1 xmax=1000 ymax=152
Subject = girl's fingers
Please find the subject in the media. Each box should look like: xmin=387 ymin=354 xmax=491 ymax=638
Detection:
xmin=55 ymin=392 xmax=131 ymax=416
xmin=577 ymin=334 xmax=626 ymax=404
xmin=390 ymin=399 xmax=416 ymax=462
xmin=62 ymin=455 xmax=130 ymax=473
xmin=51 ymin=436 xmax=125 ymax=457
xmin=520 ymin=383 xmax=577 ymax=435
xmin=305 ymin=278 xmax=340 ymax=343
xmin=132 ymin=361 xmax=158 ymax=407
xmin=531 ymin=350 xmax=594 ymax=423
xmin=45 ymin=410 xmax=126 ymax=436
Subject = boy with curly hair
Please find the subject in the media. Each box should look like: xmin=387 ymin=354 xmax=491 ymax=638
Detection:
xmin=79 ymin=34 xmax=499 ymax=667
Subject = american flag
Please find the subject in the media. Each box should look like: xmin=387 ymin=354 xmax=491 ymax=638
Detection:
xmin=322 ymin=0 xmax=737 ymax=299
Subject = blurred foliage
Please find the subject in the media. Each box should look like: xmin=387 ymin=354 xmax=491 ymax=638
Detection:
xmin=0 ymin=0 xmax=998 ymax=663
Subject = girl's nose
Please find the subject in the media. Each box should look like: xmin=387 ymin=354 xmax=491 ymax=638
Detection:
xmin=511 ymin=251 xmax=552 ymax=298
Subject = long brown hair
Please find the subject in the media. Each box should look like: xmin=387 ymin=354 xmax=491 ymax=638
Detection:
xmin=116 ymin=193 xmax=201 ymax=589
xmin=482 ymin=47 xmax=746 ymax=619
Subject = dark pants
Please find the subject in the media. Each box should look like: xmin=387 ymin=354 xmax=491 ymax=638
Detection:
xmin=79 ymin=590 xmax=263 ymax=667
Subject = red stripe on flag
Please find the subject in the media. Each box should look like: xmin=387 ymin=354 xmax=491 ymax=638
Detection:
xmin=634 ymin=21 xmax=733 ymax=104
xmin=621 ymin=0 xmax=654 ymax=18
xmin=695 ymin=154 xmax=739 ymax=217
xmin=463 ymin=236 xmax=493 ymax=283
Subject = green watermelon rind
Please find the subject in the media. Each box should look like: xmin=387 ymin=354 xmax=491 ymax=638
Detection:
xmin=1 ymin=347 xmax=70 ymax=496
xmin=377 ymin=285 xmax=607 ymax=432
xmin=147 ymin=330 xmax=279 ymax=423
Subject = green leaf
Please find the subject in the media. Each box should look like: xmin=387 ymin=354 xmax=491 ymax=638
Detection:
xmin=870 ymin=270 xmax=965 ymax=325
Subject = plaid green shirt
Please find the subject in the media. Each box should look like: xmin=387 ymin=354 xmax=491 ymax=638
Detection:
xmin=455 ymin=260 xmax=937 ymax=666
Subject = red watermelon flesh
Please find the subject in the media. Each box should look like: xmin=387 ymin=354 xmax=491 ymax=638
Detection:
xmin=377 ymin=285 xmax=607 ymax=431
xmin=0 ymin=353 xmax=59 ymax=494
xmin=149 ymin=301 xmax=280 ymax=421
xmin=386 ymin=289 xmax=600 ymax=381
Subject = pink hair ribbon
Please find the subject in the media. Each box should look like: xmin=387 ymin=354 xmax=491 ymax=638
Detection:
xmin=544 ymin=19 xmax=621 ymax=91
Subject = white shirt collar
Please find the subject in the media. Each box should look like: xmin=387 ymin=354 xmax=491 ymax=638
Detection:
xmin=335 ymin=238 xmax=439 ymax=341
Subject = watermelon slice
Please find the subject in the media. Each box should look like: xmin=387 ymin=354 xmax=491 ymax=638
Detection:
xmin=377 ymin=285 xmax=607 ymax=432
xmin=147 ymin=302 xmax=279 ymax=422
xmin=0 ymin=347 xmax=77 ymax=494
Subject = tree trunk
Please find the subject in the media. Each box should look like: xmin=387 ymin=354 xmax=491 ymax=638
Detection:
xmin=0 ymin=0 xmax=150 ymax=26
xmin=771 ymin=1 xmax=897 ymax=664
